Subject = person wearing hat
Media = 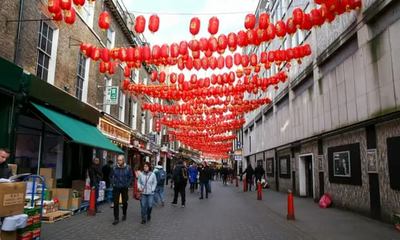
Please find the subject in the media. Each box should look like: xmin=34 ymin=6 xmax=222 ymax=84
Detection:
xmin=171 ymin=159 xmax=188 ymax=207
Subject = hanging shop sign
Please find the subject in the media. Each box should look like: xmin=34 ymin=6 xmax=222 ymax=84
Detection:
xmin=105 ymin=86 xmax=119 ymax=105
xmin=99 ymin=117 xmax=130 ymax=146
xmin=168 ymin=132 xmax=174 ymax=142
xmin=154 ymin=117 xmax=161 ymax=132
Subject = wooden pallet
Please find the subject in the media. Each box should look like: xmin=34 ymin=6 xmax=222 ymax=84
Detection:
xmin=42 ymin=210 xmax=71 ymax=223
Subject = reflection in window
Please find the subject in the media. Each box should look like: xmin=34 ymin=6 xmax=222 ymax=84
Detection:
xmin=15 ymin=127 xmax=41 ymax=174
xmin=43 ymin=133 xmax=64 ymax=179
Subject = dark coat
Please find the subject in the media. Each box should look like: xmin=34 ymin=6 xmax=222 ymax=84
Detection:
xmin=0 ymin=162 xmax=13 ymax=179
xmin=89 ymin=163 xmax=103 ymax=185
xmin=199 ymin=166 xmax=212 ymax=182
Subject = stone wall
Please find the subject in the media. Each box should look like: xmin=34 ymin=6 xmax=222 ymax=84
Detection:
xmin=376 ymin=119 xmax=400 ymax=221
xmin=277 ymin=148 xmax=292 ymax=193
xmin=295 ymin=141 xmax=319 ymax=199
xmin=323 ymin=129 xmax=370 ymax=214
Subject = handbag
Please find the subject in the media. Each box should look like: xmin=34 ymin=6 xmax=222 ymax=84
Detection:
xmin=134 ymin=173 xmax=151 ymax=201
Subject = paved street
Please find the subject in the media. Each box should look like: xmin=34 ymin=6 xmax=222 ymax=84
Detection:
xmin=41 ymin=181 xmax=400 ymax=240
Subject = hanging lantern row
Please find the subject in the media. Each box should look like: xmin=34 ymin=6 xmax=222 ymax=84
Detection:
xmin=314 ymin=0 xmax=362 ymax=12
xmin=173 ymin=133 xmax=237 ymax=142
xmin=123 ymin=71 xmax=288 ymax=102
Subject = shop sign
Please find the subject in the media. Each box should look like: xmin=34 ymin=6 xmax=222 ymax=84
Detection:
xmin=234 ymin=155 xmax=242 ymax=161
xmin=105 ymin=86 xmax=119 ymax=105
xmin=168 ymin=132 xmax=174 ymax=142
xmin=154 ymin=117 xmax=161 ymax=132
xmin=99 ymin=118 xmax=130 ymax=144
xmin=237 ymin=141 xmax=241 ymax=148
xmin=150 ymin=135 xmax=156 ymax=143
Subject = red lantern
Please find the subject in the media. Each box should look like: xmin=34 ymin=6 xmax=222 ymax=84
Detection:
xmin=320 ymin=5 xmax=335 ymax=23
xmin=254 ymin=64 xmax=261 ymax=73
xmin=209 ymin=56 xmax=217 ymax=70
xmin=73 ymin=0 xmax=85 ymax=9
xmin=236 ymin=69 xmax=244 ymax=78
xmin=286 ymin=17 xmax=297 ymax=35
xmin=227 ymin=32 xmax=237 ymax=52
xmin=260 ymin=52 xmax=267 ymax=65
xmin=293 ymin=8 xmax=304 ymax=28
xmin=300 ymin=13 xmax=312 ymax=31
xmin=201 ymin=57 xmax=209 ymax=71
xmin=100 ymin=48 xmax=110 ymax=62
xmin=64 ymin=8 xmax=76 ymax=25
xmin=208 ymin=17 xmax=219 ymax=35
xmin=53 ymin=9 xmax=63 ymax=22
xmin=48 ymin=0 xmax=61 ymax=17
xmin=268 ymin=51 xmax=274 ymax=63
xmin=208 ymin=36 xmax=218 ymax=52
xmin=170 ymin=73 xmax=177 ymax=84
xmin=134 ymin=15 xmax=146 ymax=34
xmin=179 ymin=41 xmax=188 ymax=56
xmin=304 ymin=44 xmax=312 ymax=56
xmin=199 ymin=37 xmax=209 ymax=52
xmin=126 ymin=47 xmax=134 ymax=62
xmin=178 ymin=73 xmax=185 ymax=84
xmin=160 ymin=44 xmax=169 ymax=60
xmin=170 ymin=43 xmax=179 ymax=59
xmin=190 ymin=17 xmax=201 ymax=36
xmin=266 ymin=24 xmax=276 ymax=41
xmin=148 ymin=14 xmax=160 ymax=33
xmin=159 ymin=71 xmax=166 ymax=83
xmin=217 ymin=56 xmax=225 ymax=69
xmin=99 ymin=61 xmax=107 ymax=74
xmin=244 ymin=14 xmax=256 ymax=30
xmin=99 ymin=11 xmax=110 ymax=31
xmin=142 ymin=45 xmax=151 ymax=62
xmin=189 ymin=39 xmax=200 ymax=52
xmin=185 ymin=57 xmax=193 ymax=70
xmin=350 ymin=0 xmax=361 ymax=11
xmin=125 ymin=66 xmax=131 ymax=78
xmin=246 ymin=29 xmax=256 ymax=45
xmin=237 ymin=30 xmax=248 ymax=47
xmin=205 ymin=49 xmax=212 ymax=58
xmin=250 ymin=53 xmax=257 ymax=67
xmin=225 ymin=55 xmax=233 ymax=69
xmin=134 ymin=47 xmax=142 ymax=63
xmin=241 ymin=55 xmax=249 ymax=67
xmin=315 ymin=0 xmax=325 ymax=5
xmin=152 ymin=45 xmax=161 ymax=60
xmin=275 ymin=20 xmax=286 ymax=39
xmin=234 ymin=53 xmax=241 ymax=66
xmin=60 ymin=0 xmax=72 ymax=11
xmin=119 ymin=48 xmax=127 ymax=62
xmin=218 ymin=34 xmax=228 ymax=53
xmin=91 ymin=47 xmax=100 ymax=61
xmin=194 ymin=59 xmax=201 ymax=71
xmin=310 ymin=9 xmax=323 ymax=27
xmin=259 ymin=13 xmax=270 ymax=29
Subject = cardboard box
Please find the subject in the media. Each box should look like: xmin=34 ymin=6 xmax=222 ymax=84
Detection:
xmin=72 ymin=180 xmax=86 ymax=191
xmin=1 ymin=230 xmax=17 ymax=240
xmin=0 ymin=182 xmax=27 ymax=217
xmin=71 ymin=197 xmax=82 ymax=209
xmin=39 ymin=168 xmax=55 ymax=179
xmin=44 ymin=189 xmax=53 ymax=201
xmin=53 ymin=188 xmax=73 ymax=210
xmin=44 ymin=178 xmax=56 ymax=189
xmin=8 ymin=164 xmax=17 ymax=175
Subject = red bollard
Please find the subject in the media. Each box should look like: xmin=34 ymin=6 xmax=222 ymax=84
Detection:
xmin=287 ymin=190 xmax=295 ymax=220
xmin=236 ymin=176 xmax=239 ymax=187
xmin=88 ymin=187 xmax=96 ymax=216
xmin=243 ymin=178 xmax=247 ymax=192
xmin=257 ymin=181 xmax=262 ymax=200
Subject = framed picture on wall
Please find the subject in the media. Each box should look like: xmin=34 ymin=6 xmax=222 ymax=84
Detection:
xmin=279 ymin=155 xmax=291 ymax=178
xmin=367 ymin=149 xmax=378 ymax=173
xmin=266 ymin=158 xmax=274 ymax=177
xmin=318 ymin=155 xmax=323 ymax=172
xmin=333 ymin=151 xmax=351 ymax=177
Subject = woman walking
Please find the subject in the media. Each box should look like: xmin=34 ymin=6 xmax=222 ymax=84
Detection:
xmin=137 ymin=162 xmax=157 ymax=224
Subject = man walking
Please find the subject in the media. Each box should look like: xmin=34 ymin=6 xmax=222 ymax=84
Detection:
xmin=171 ymin=160 xmax=188 ymax=208
xmin=153 ymin=161 xmax=166 ymax=206
xmin=89 ymin=158 xmax=102 ymax=213
xmin=199 ymin=161 xmax=212 ymax=199
xmin=0 ymin=148 xmax=13 ymax=179
xmin=110 ymin=155 xmax=133 ymax=225
xmin=255 ymin=162 xmax=265 ymax=189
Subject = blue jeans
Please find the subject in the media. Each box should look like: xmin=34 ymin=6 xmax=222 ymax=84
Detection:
xmin=154 ymin=185 xmax=165 ymax=206
xmin=208 ymin=180 xmax=212 ymax=193
xmin=140 ymin=194 xmax=153 ymax=221
xmin=200 ymin=181 xmax=210 ymax=198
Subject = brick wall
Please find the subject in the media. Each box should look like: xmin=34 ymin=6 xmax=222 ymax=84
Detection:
xmin=0 ymin=0 xmax=20 ymax=62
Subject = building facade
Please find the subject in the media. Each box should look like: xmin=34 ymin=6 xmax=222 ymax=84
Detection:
xmin=243 ymin=0 xmax=400 ymax=222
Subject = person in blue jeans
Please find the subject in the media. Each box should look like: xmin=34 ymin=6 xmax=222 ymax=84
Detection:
xmin=137 ymin=162 xmax=157 ymax=224
xmin=199 ymin=161 xmax=212 ymax=199
xmin=89 ymin=157 xmax=102 ymax=213
xmin=153 ymin=161 xmax=166 ymax=206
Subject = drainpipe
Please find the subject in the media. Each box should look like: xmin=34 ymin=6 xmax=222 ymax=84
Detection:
xmin=13 ymin=0 xmax=25 ymax=63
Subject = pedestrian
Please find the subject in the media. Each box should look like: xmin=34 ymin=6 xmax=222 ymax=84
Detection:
xmin=199 ymin=161 xmax=212 ymax=199
xmin=102 ymin=160 xmax=114 ymax=188
xmin=153 ymin=161 xmax=166 ymax=207
xmin=171 ymin=159 xmax=188 ymax=207
xmin=188 ymin=163 xmax=198 ymax=193
xmin=137 ymin=162 xmax=157 ymax=224
xmin=110 ymin=155 xmax=133 ymax=225
xmin=241 ymin=164 xmax=255 ymax=191
xmin=88 ymin=157 xmax=103 ymax=213
xmin=255 ymin=162 xmax=265 ymax=189
xmin=220 ymin=165 xmax=229 ymax=185
xmin=0 ymin=148 xmax=13 ymax=179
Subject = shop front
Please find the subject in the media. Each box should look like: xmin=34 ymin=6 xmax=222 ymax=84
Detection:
xmin=98 ymin=113 xmax=131 ymax=165
xmin=129 ymin=134 xmax=152 ymax=170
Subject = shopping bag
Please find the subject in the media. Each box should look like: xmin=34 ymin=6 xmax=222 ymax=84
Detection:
xmin=319 ymin=193 xmax=332 ymax=208
xmin=134 ymin=191 xmax=142 ymax=201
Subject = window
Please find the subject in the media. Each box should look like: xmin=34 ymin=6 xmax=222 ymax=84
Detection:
xmin=75 ymin=53 xmax=86 ymax=100
xmin=119 ymin=89 xmax=125 ymax=121
xmin=74 ymin=2 xmax=95 ymax=28
xmin=36 ymin=21 xmax=53 ymax=81
xmin=106 ymin=28 xmax=115 ymax=49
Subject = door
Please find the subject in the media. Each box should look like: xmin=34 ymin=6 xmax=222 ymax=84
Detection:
xmin=305 ymin=156 xmax=313 ymax=197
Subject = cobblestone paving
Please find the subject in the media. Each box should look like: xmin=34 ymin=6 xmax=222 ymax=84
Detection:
xmin=41 ymin=181 xmax=304 ymax=240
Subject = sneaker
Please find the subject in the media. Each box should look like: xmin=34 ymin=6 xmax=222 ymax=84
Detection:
xmin=122 ymin=215 xmax=126 ymax=221
xmin=141 ymin=220 xmax=146 ymax=224
xmin=199 ymin=197 xmax=204 ymax=199
xmin=181 ymin=205 xmax=185 ymax=208
xmin=171 ymin=202 xmax=177 ymax=206
xmin=112 ymin=219 xmax=119 ymax=225
xmin=161 ymin=201 xmax=164 ymax=206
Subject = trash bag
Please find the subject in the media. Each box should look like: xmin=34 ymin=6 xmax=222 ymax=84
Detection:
xmin=319 ymin=193 xmax=332 ymax=208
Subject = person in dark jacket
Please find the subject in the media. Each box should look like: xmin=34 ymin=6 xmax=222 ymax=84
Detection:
xmin=220 ymin=165 xmax=229 ymax=185
xmin=110 ymin=155 xmax=133 ymax=225
xmin=0 ymin=148 xmax=13 ymax=179
xmin=102 ymin=160 xmax=114 ymax=188
xmin=199 ymin=161 xmax=212 ymax=199
xmin=241 ymin=164 xmax=255 ymax=191
xmin=254 ymin=163 xmax=265 ymax=189
xmin=89 ymin=158 xmax=103 ymax=213
xmin=171 ymin=160 xmax=188 ymax=207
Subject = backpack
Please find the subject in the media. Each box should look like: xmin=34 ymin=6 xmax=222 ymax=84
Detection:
xmin=156 ymin=169 xmax=166 ymax=185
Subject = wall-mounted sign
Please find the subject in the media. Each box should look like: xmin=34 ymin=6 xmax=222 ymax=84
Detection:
xmin=99 ymin=118 xmax=130 ymax=144
xmin=234 ymin=155 xmax=242 ymax=161
xmin=168 ymin=132 xmax=174 ymax=142
xmin=154 ymin=117 xmax=161 ymax=132
xmin=367 ymin=149 xmax=378 ymax=173
xmin=105 ymin=86 xmax=119 ymax=105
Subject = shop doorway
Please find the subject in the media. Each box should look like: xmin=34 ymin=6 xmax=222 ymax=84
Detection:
xmin=299 ymin=154 xmax=314 ymax=198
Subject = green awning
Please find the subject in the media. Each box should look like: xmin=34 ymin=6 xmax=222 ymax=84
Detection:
xmin=31 ymin=102 xmax=123 ymax=153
